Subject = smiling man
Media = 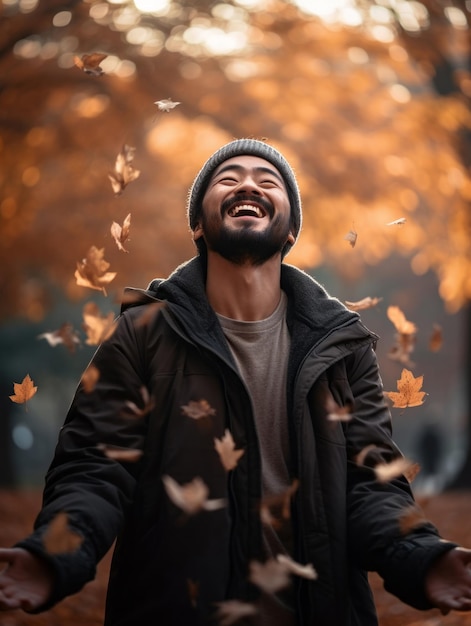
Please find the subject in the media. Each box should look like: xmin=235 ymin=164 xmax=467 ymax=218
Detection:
xmin=1 ymin=139 xmax=471 ymax=626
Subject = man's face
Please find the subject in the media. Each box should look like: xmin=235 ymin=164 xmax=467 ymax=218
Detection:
xmin=195 ymin=155 xmax=294 ymax=265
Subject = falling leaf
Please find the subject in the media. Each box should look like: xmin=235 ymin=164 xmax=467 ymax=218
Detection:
xmin=343 ymin=229 xmax=357 ymax=248
xmin=187 ymin=578 xmax=199 ymax=608
xmin=276 ymin=554 xmax=318 ymax=580
xmin=404 ymin=461 xmax=421 ymax=483
xmin=387 ymin=333 xmax=416 ymax=367
xmin=214 ymin=600 xmax=258 ymax=626
xmin=259 ymin=480 xmax=299 ymax=529
xmin=345 ymin=296 xmax=382 ymax=311
xmin=162 ymin=475 xmax=225 ymax=515
xmin=386 ymin=217 xmax=406 ymax=226
xmin=9 ymin=374 xmax=37 ymax=405
xmin=73 ymin=52 xmax=107 ymax=76
xmin=82 ymin=302 xmax=117 ymax=345
xmin=181 ymin=399 xmax=216 ymax=420
xmin=429 ymin=324 xmax=443 ymax=352
xmin=38 ymin=322 xmax=81 ymax=353
xmin=43 ymin=512 xmax=83 ymax=555
xmin=122 ymin=386 xmax=154 ymax=418
xmin=354 ymin=444 xmax=377 ymax=467
xmin=75 ymin=246 xmax=117 ymax=295
xmin=108 ymin=145 xmax=140 ymax=196
xmin=111 ymin=213 xmax=131 ymax=252
xmin=384 ymin=368 xmax=427 ymax=408
xmin=97 ymin=444 xmax=143 ymax=462
xmin=154 ymin=98 xmax=181 ymax=112
xmin=214 ymin=429 xmax=245 ymax=471
xmin=374 ymin=456 xmax=416 ymax=483
xmin=81 ymin=364 xmax=100 ymax=393
xmin=387 ymin=306 xmax=417 ymax=335
xmin=398 ymin=504 xmax=429 ymax=535
xmin=325 ymin=395 xmax=353 ymax=422
xmin=249 ymin=559 xmax=291 ymax=594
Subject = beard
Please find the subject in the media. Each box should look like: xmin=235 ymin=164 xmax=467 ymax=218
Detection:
xmin=201 ymin=198 xmax=291 ymax=266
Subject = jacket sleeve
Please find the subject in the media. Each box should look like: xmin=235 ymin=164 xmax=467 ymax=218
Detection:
xmin=344 ymin=344 xmax=457 ymax=610
xmin=16 ymin=307 xmax=150 ymax=610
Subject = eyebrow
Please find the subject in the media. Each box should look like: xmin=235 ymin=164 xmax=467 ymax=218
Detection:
xmin=213 ymin=163 xmax=285 ymax=184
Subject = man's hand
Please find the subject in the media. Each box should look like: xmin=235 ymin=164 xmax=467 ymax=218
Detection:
xmin=0 ymin=547 xmax=53 ymax=612
xmin=425 ymin=547 xmax=471 ymax=615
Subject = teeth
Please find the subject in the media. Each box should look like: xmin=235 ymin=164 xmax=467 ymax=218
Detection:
xmin=231 ymin=205 xmax=263 ymax=217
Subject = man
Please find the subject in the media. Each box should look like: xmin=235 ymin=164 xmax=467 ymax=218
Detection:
xmin=1 ymin=138 xmax=471 ymax=625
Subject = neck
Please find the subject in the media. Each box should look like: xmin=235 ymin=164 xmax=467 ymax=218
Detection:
xmin=205 ymin=252 xmax=283 ymax=321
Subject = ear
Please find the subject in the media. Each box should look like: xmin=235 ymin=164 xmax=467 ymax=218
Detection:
xmin=193 ymin=224 xmax=204 ymax=241
xmin=287 ymin=231 xmax=295 ymax=245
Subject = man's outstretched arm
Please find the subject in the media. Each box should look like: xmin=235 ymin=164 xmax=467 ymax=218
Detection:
xmin=0 ymin=548 xmax=53 ymax=612
xmin=425 ymin=547 xmax=471 ymax=614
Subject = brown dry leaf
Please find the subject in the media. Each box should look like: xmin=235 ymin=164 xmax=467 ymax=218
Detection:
xmin=386 ymin=217 xmax=406 ymax=226
xmin=154 ymin=98 xmax=181 ymax=112
xmin=214 ymin=429 xmax=244 ymax=471
xmin=81 ymin=364 xmax=100 ymax=393
xmin=111 ymin=213 xmax=131 ymax=252
xmin=43 ymin=512 xmax=83 ymax=555
xmin=325 ymin=396 xmax=353 ymax=422
xmin=384 ymin=368 xmax=427 ymax=408
xmin=398 ymin=504 xmax=429 ymax=535
xmin=162 ymin=475 xmax=225 ymax=515
xmin=214 ymin=600 xmax=258 ymax=626
xmin=259 ymin=479 xmax=299 ymax=529
xmin=249 ymin=559 xmax=291 ymax=594
xmin=429 ymin=324 xmax=443 ymax=352
xmin=97 ymin=444 xmax=143 ymax=462
xmin=75 ymin=246 xmax=117 ymax=295
xmin=345 ymin=296 xmax=382 ymax=312
xmin=108 ymin=145 xmax=140 ymax=196
xmin=9 ymin=374 xmax=37 ymax=406
xmin=374 ymin=457 xmax=415 ymax=483
xmin=82 ymin=302 xmax=117 ymax=345
xmin=181 ymin=399 xmax=216 ymax=420
xmin=344 ymin=229 xmax=357 ymax=248
xmin=122 ymin=386 xmax=154 ymax=418
xmin=404 ymin=461 xmax=421 ymax=483
xmin=73 ymin=52 xmax=107 ymax=76
xmin=354 ymin=444 xmax=377 ymax=467
xmin=38 ymin=322 xmax=81 ymax=353
xmin=387 ymin=306 xmax=417 ymax=335
xmin=388 ymin=332 xmax=416 ymax=367
xmin=276 ymin=554 xmax=318 ymax=580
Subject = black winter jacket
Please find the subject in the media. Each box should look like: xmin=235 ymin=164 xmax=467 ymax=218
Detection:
xmin=19 ymin=257 xmax=456 ymax=626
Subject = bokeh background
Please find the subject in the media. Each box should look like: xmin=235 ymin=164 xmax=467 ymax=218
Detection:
xmin=2 ymin=1 xmax=471 ymax=622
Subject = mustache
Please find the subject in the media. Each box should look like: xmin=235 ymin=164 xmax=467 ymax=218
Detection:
xmin=221 ymin=194 xmax=274 ymax=218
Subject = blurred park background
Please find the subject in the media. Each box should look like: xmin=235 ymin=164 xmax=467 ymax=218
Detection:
xmin=3 ymin=1 xmax=471 ymax=624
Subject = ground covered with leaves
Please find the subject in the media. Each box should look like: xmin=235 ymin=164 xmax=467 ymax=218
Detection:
xmin=1 ymin=489 xmax=471 ymax=626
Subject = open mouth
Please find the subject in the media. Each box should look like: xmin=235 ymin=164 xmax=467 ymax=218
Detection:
xmin=227 ymin=204 xmax=266 ymax=218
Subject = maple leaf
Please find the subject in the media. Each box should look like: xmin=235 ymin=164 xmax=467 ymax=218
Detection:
xmin=398 ymin=504 xmax=429 ymax=535
xmin=73 ymin=52 xmax=107 ymax=76
xmin=259 ymin=480 xmax=299 ymax=529
xmin=81 ymin=364 xmax=100 ymax=393
xmin=429 ymin=324 xmax=443 ymax=352
xmin=325 ymin=395 xmax=353 ymax=422
xmin=374 ymin=456 xmax=416 ymax=483
xmin=214 ymin=600 xmax=258 ymax=626
xmin=387 ymin=306 xmax=417 ymax=335
xmin=345 ymin=296 xmax=382 ymax=311
xmin=42 ymin=512 xmax=83 ymax=555
xmin=82 ymin=302 xmax=117 ymax=345
xmin=154 ymin=98 xmax=181 ymax=112
xmin=388 ymin=333 xmax=416 ymax=367
xmin=108 ymin=145 xmax=140 ymax=196
xmin=162 ymin=475 xmax=226 ymax=515
xmin=386 ymin=217 xmax=406 ymax=226
xmin=214 ymin=429 xmax=244 ymax=471
xmin=384 ymin=368 xmax=427 ymax=408
xmin=343 ymin=229 xmax=357 ymax=248
xmin=75 ymin=246 xmax=117 ymax=295
xmin=38 ymin=322 xmax=81 ymax=353
xmin=111 ymin=213 xmax=131 ymax=252
xmin=181 ymin=399 xmax=216 ymax=420
xmin=97 ymin=444 xmax=143 ymax=462
xmin=249 ymin=559 xmax=291 ymax=594
xmin=9 ymin=374 xmax=37 ymax=406
xmin=276 ymin=554 xmax=317 ymax=580
xmin=122 ymin=386 xmax=154 ymax=418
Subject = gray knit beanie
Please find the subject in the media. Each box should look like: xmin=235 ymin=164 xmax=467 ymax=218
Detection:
xmin=187 ymin=138 xmax=302 ymax=256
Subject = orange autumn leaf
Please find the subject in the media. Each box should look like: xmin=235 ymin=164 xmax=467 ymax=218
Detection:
xmin=398 ymin=504 xmax=430 ymax=535
xmin=81 ymin=364 xmax=100 ymax=393
xmin=9 ymin=374 xmax=37 ymax=405
xmin=345 ymin=296 xmax=382 ymax=311
xmin=214 ymin=429 xmax=245 ymax=471
xmin=344 ymin=229 xmax=357 ymax=248
xmin=73 ymin=52 xmax=107 ymax=76
xmin=75 ymin=246 xmax=117 ymax=295
xmin=387 ymin=305 xmax=417 ymax=335
xmin=162 ymin=475 xmax=225 ymax=515
xmin=97 ymin=444 xmax=143 ymax=463
xmin=82 ymin=302 xmax=117 ymax=345
xmin=249 ymin=558 xmax=291 ymax=594
xmin=43 ymin=512 xmax=83 ymax=555
xmin=108 ymin=145 xmax=140 ymax=196
xmin=384 ymin=368 xmax=427 ymax=408
xmin=181 ymin=399 xmax=216 ymax=420
xmin=374 ymin=456 xmax=416 ymax=483
xmin=111 ymin=213 xmax=131 ymax=252
xmin=429 ymin=324 xmax=443 ymax=352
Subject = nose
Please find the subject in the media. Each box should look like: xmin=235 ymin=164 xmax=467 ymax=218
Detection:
xmin=235 ymin=176 xmax=262 ymax=195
